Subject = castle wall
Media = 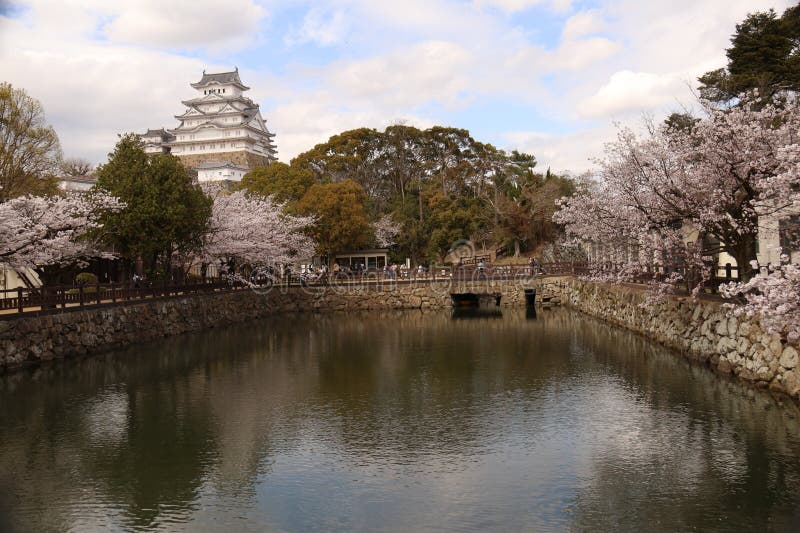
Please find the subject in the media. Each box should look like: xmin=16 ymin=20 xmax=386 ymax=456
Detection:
xmin=177 ymin=151 xmax=271 ymax=170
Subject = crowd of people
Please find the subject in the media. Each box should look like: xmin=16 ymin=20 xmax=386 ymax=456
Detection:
xmin=292 ymin=257 xmax=545 ymax=285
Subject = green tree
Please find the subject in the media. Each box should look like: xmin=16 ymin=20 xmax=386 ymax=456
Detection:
xmin=289 ymin=124 xmax=567 ymax=263
xmin=295 ymin=180 xmax=373 ymax=257
xmin=236 ymin=162 xmax=314 ymax=207
xmin=94 ymin=134 xmax=212 ymax=279
xmin=699 ymin=5 xmax=800 ymax=103
xmin=0 ymin=82 xmax=61 ymax=200
xmin=425 ymin=192 xmax=484 ymax=262
xmin=664 ymin=112 xmax=701 ymax=134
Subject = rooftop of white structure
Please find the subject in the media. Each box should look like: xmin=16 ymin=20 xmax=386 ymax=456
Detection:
xmin=195 ymin=160 xmax=249 ymax=171
xmin=191 ymin=69 xmax=250 ymax=91
xmin=142 ymin=128 xmax=173 ymax=138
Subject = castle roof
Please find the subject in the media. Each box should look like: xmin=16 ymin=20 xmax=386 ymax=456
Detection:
xmin=191 ymin=69 xmax=249 ymax=90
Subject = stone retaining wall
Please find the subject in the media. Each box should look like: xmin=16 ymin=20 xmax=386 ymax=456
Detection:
xmin=0 ymin=279 xmax=530 ymax=370
xmin=7 ymin=276 xmax=798 ymax=402
xmin=176 ymin=151 xmax=271 ymax=170
xmin=550 ymin=278 xmax=800 ymax=399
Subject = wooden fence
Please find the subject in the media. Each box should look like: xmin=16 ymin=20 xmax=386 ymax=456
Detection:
xmin=0 ymin=260 xmax=745 ymax=317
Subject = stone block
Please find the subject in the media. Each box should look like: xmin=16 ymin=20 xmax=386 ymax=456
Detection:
xmin=727 ymin=316 xmax=738 ymax=338
xmin=736 ymin=337 xmax=750 ymax=356
xmin=738 ymin=321 xmax=751 ymax=338
xmin=756 ymin=366 xmax=774 ymax=381
xmin=781 ymin=370 xmax=800 ymax=396
xmin=780 ymin=346 xmax=798 ymax=369
xmin=768 ymin=336 xmax=784 ymax=360
xmin=716 ymin=337 xmax=737 ymax=354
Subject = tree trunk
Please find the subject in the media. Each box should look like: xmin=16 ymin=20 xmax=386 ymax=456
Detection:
xmin=514 ymin=239 xmax=521 ymax=257
xmin=418 ymin=187 xmax=424 ymax=223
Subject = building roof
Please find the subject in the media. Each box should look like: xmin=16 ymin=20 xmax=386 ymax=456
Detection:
xmin=334 ymin=249 xmax=390 ymax=256
xmin=61 ymin=174 xmax=97 ymax=184
xmin=141 ymin=129 xmax=175 ymax=144
xmin=195 ymin=160 xmax=248 ymax=171
xmin=143 ymin=128 xmax=167 ymax=137
xmin=191 ymin=69 xmax=250 ymax=90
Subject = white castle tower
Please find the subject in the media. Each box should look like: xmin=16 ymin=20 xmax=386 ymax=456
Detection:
xmin=143 ymin=68 xmax=277 ymax=181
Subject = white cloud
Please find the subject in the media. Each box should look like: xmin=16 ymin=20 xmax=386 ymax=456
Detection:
xmin=326 ymin=40 xmax=474 ymax=109
xmin=285 ymin=7 xmax=348 ymax=47
xmin=578 ymin=70 xmax=693 ymax=118
xmin=9 ymin=0 xmax=266 ymax=50
xmin=102 ymin=0 xmax=266 ymax=50
xmin=268 ymin=98 xmax=435 ymax=161
xmin=506 ymin=35 xmax=620 ymax=76
xmin=472 ymin=0 xmax=572 ymax=14
xmin=562 ymin=10 xmax=605 ymax=40
xmin=3 ymin=0 xmax=797 ymax=173
xmin=504 ymin=127 xmax=612 ymax=174
xmin=0 ymin=14 xmax=211 ymax=164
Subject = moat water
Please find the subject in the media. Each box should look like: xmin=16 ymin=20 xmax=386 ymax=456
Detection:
xmin=2 ymin=309 xmax=800 ymax=532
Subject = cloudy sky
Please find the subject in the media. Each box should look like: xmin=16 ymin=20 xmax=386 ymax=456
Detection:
xmin=0 ymin=0 xmax=792 ymax=173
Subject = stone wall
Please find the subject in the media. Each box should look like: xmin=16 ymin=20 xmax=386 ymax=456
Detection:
xmin=7 ymin=276 xmax=797 ymax=401
xmin=0 ymin=279 xmax=530 ymax=370
xmin=550 ymin=278 xmax=800 ymax=399
xmin=176 ymin=151 xmax=272 ymax=170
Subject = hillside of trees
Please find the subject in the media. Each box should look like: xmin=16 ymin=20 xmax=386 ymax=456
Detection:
xmin=239 ymin=125 xmax=574 ymax=264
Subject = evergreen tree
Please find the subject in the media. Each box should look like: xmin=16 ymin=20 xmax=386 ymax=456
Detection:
xmin=94 ymin=134 xmax=212 ymax=279
xmin=699 ymin=5 xmax=800 ymax=103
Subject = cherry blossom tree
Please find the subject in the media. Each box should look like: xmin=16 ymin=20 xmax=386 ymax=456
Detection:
xmin=555 ymin=93 xmax=800 ymax=338
xmin=555 ymin=94 xmax=800 ymax=286
xmin=0 ymin=192 xmax=123 ymax=281
xmin=722 ymin=257 xmax=800 ymax=343
xmin=200 ymin=190 xmax=313 ymax=276
xmin=374 ymin=214 xmax=399 ymax=248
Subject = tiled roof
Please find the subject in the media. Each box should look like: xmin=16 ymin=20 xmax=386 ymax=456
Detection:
xmin=195 ymin=160 xmax=248 ymax=171
xmin=191 ymin=69 xmax=249 ymax=89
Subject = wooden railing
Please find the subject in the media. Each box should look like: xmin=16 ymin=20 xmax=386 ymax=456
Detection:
xmin=1 ymin=263 xmax=587 ymax=317
xmin=0 ymin=279 xmax=249 ymax=316
xmin=0 ymin=260 xmax=745 ymax=317
xmin=575 ymin=261 xmax=744 ymax=293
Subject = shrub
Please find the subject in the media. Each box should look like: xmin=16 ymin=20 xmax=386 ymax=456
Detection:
xmin=75 ymin=272 xmax=98 ymax=286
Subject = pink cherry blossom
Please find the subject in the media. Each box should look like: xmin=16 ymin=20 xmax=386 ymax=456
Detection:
xmin=200 ymin=190 xmax=313 ymax=270
xmin=0 ymin=192 xmax=123 ymax=270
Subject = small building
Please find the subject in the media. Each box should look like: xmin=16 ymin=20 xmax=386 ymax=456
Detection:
xmin=59 ymin=174 xmax=97 ymax=193
xmin=195 ymin=160 xmax=249 ymax=182
xmin=0 ymin=266 xmax=41 ymax=295
xmin=141 ymin=128 xmax=175 ymax=154
xmin=333 ymin=249 xmax=390 ymax=270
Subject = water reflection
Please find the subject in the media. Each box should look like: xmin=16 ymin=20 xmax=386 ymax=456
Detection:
xmin=0 ymin=309 xmax=799 ymax=531
xmin=451 ymin=308 xmax=503 ymax=319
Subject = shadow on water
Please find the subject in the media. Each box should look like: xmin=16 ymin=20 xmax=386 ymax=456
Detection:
xmin=0 ymin=308 xmax=800 ymax=531
xmin=451 ymin=308 xmax=503 ymax=319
